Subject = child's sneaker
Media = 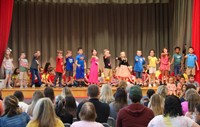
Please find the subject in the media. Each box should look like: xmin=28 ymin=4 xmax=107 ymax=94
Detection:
xmin=148 ymin=84 xmax=152 ymax=87
xmin=32 ymin=84 xmax=35 ymax=88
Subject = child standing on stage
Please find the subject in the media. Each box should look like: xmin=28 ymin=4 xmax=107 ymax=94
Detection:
xmin=134 ymin=50 xmax=146 ymax=86
xmin=148 ymin=49 xmax=158 ymax=87
xmin=75 ymin=47 xmax=86 ymax=83
xmin=159 ymin=48 xmax=170 ymax=83
xmin=54 ymin=50 xmax=64 ymax=87
xmin=185 ymin=47 xmax=199 ymax=76
xmin=3 ymin=48 xmax=14 ymax=88
xmin=116 ymin=51 xmax=131 ymax=80
xmin=65 ymin=50 xmax=74 ymax=85
xmin=19 ymin=52 xmax=28 ymax=88
xmin=103 ymin=49 xmax=112 ymax=78
xmin=171 ymin=47 xmax=183 ymax=76
xmin=88 ymin=49 xmax=99 ymax=84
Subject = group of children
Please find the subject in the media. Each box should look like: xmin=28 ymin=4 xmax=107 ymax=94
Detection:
xmin=2 ymin=46 xmax=199 ymax=96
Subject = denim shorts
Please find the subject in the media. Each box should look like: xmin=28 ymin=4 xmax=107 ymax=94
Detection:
xmin=5 ymin=69 xmax=13 ymax=75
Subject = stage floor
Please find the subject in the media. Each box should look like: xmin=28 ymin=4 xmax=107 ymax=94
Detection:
xmin=1 ymin=87 xmax=158 ymax=99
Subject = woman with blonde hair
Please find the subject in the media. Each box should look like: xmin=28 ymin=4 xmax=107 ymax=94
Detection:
xmin=148 ymin=94 xmax=164 ymax=116
xmin=156 ymin=85 xmax=168 ymax=98
xmin=61 ymin=86 xmax=73 ymax=97
xmin=71 ymin=102 xmax=103 ymax=127
xmin=26 ymin=98 xmax=64 ymax=127
xmin=99 ymin=84 xmax=114 ymax=104
xmin=0 ymin=95 xmax=30 ymax=127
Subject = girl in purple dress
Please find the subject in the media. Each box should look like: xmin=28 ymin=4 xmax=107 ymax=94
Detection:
xmin=88 ymin=49 xmax=99 ymax=84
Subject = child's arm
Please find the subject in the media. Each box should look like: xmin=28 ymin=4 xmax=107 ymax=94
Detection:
xmin=170 ymin=56 xmax=174 ymax=65
xmin=84 ymin=60 xmax=86 ymax=69
xmin=195 ymin=60 xmax=199 ymax=71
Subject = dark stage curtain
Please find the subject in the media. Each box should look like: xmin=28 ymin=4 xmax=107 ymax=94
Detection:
xmin=192 ymin=0 xmax=200 ymax=82
xmin=8 ymin=0 xmax=192 ymax=69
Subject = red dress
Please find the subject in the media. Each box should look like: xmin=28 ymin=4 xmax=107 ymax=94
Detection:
xmin=88 ymin=57 xmax=99 ymax=84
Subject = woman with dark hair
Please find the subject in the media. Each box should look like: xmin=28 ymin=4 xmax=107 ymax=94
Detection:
xmin=148 ymin=95 xmax=199 ymax=127
xmin=109 ymin=88 xmax=127 ymax=119
xmin=44 ymin=62 xmax=51 ymax=74
xmin=55 ymin=95 xmax=77 ymax=124
xmin=0 ymin=95 xmax=30 ymax=127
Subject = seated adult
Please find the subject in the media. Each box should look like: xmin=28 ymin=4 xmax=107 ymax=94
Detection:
xmin=0 ymin=95 xmax=30 ymax=127
xmin=26 ymin=98 xmax=64 ymax=127
xmin=55 ymin=95 xmax=77 ymax=124
xmin=44 ymin=87 xmax=55 ymax=103
xmin=77 ymin=85 xmax=110 ymax=123
xmin=148 ymin=95 xmax=199 ymax=127
xmin=109 ymin=88 xmax=127 ymax=119
xmin=186 ymin=75 xmax=199 ymax=92
xmin=195 ymin=103 xmax=200 ymax=125
xmin=72 ymin=102 xmax=103 ymax=127
xmin=13 ymin=90 xmax=29 ymax=112
xmin=116 ymin=85 xmax=154 ymax=127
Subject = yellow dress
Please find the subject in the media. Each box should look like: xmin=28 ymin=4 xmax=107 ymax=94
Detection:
xmin=26 ymin=118 xmax=64 ymax=127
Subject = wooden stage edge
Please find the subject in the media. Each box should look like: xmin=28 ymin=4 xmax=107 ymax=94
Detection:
xmin=1 ymin=87 xmax=158 ymax=99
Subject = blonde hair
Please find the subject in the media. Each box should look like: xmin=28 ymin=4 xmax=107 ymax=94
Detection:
xmin=99 ymin=84 xmax=114 ymax=104
xmin=156 ymin=85 xmax=168 ymax=98
xmin=118 ymin=80 xmax=128 ymax=90
xmin=32 ymin=98 xmax=58 ymax=127
xmin=61 ymin=87 xmax=73 ymax=98
xmin=148 ymin=94 xmax=164 ymax=116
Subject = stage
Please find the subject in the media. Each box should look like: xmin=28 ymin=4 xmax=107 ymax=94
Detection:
xmin=1 ymin=87 xmax=158 ymax=99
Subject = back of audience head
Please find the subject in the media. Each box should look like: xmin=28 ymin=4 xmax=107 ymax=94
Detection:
xmin=164 ymin=95 xmax=183 ymax=117
xmin=129 ymin=85 xmax=142 ymax=103
xmin=186 ymin=84 xmax=197 ymax=91
xmin=32 ymin=98 xmax=57 ymax=127
xmin=87 ymin=85 xmax=99 ymax=98
xmin=99 ymin=84 xmax=114 ymax=104
xmin=156 ymin=85 xmax=168 ymax=98
xmin=79 ymin=102 xmax=97 ymax=122
xmin=61 ymin=87 xmax=72 ymax=98
xmin=114 ymin=88 xmax=127 ymax=111
xmin=27 ymin=90 xmax=44 ymax=116
xmin=118 ymin=80 xmax=128 ymax=90
xmin=44 ymin=87 xmax=55 ymax=103
xmin=147 ymin=89 xmax=155 ymax=99
xmin=3 ymin=95 xmax=22 ymax=117
xmin=195 ymin=103 xmax=200 ymax=124
xmin=148 ymin=94 xmax=164 ymax=116
xmin=13 ymin=90 xmax=24 ymax=102
xmin=185 ymin=88 xmax=198 ymax=101
xmin=188 ymin=93 xmax=200 ymax=112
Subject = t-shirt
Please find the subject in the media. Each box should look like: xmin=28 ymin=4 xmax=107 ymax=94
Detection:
xmin=186 ymin=54 xmax=197 ymax=68
xmin=48 ymin=74 xmax=55 ymax=82
xmin=173 ymin=53 xmax=182 ymax=65
xmin=148 ymin=115 xmax=194 ymax=127
xmin=26 ymin=118 xmax=64 ymax=127
xmin=76 ymin=54 xmax=85 ymax=67
xmin=0 ymin=112 xmax=30 ymax=127
xmin=148 ymin=56 xmax=157 ymax=68
xmin=134 ymin=56 xmax=146 ymax=72
xmin=55 ymin=57 xmax=63 ymax=73
xmin=18 ymin=102 xmax=29 ymax=112
xmin=30 ymin=56 xmax=39 ymax=69
xmin=3 ymin=58 xmax=13 ymax=70
xmin=19 ymin=59 xmax=28 ymax=72
xmin=103 ymin=56 xmax=111 ymax=69
xmin=186 ymin=81 xmax=199 ymax=87
xmin=66 ymin=57 xmax=74 ymax=71
xmin=71 ymin=121 xmax=104 ymax=127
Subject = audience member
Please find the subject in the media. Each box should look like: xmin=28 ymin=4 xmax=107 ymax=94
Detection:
xmin=143 ymin=89 xmax=155 ymax=106
xmin=109 ymin=88 xmax=127 ymax=119
xmin=13 ymin=90 xmax=28 ymax=112
xmin=26 ymin=98 xmax=64 ymax=127
xmin=181 ymin=89 xmax=198 ymax=115
xmin=27 ymin=90 xmax=44 ymax=117
xmin=72 ymin=102 xmax=103 ymax=127
xmin=99 ymin=84 xmax=114 ymax=104
xmin=195 ymin=103 xmax=200 ymax=125
xmin=55 ymin=95 xmax=77 ymax=124
xmin=187 ymin=75 xmax=199 ymax=92
xmin=156 ymin=85 xmax=168 ymax=98
xmin=148 ymin=95 xmax=199 ymax=127
xmin=0 ymin=95 xmax=30 ymax=127
xmin=148 ymin=94 xmax=164 ymax=116
xmin=44 ymin=87 xmax=55 ymax=103
xmin=117 ymin=85 xmax=154 ymax=127
xmin=77 ymin=85 xmax=110 ymax=123
xmin=185 ymin=93 xmax=200 ymax=121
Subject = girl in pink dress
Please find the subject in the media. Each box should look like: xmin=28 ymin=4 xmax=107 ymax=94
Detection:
xmin=88 ymin=49 xmax=99 ymax=84
xmin=159 ymin=48 xmax=170 ymax=83
xmin=167 ymin=77 xmax=177 ymax=95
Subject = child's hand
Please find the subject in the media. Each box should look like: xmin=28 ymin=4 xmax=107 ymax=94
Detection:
xmin=77 ymin=64 xmax=80 ymax=67
xmin=143 ymin=57 xmax=145 ymax=60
